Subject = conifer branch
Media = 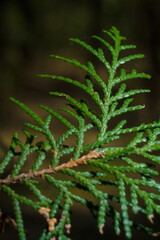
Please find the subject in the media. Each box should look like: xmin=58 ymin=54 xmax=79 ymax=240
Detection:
xmin=1 ymin=26 xmax=160 ymax=239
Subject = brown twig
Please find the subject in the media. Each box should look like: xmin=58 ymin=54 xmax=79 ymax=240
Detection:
xmin=0 ymin=150 xmax=104 ymax=186
xmin=0 ymin=208 xmax=18 ymax=234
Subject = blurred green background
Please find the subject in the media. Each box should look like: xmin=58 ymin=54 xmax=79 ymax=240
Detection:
xmin=0 ymin=0 xmax=160 ymax=239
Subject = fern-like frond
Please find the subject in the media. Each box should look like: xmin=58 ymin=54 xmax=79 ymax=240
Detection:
xmin=1 ymin=26 xmax=160 ymax=240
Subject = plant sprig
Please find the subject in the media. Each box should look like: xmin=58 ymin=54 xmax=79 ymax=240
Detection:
xmin=0 ymin=26 xmax=160 ymax=240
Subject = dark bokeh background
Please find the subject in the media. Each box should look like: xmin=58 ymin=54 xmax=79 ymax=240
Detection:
xmin=0 ymin=0 xmax=160 ymax=239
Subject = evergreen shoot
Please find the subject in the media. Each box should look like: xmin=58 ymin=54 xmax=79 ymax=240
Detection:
xmin=1 ymin=26 xmax=160 ymax=239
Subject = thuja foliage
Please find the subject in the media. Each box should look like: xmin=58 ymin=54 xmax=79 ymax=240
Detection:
xmin=1 ymin=26 xmax=160 ymax=240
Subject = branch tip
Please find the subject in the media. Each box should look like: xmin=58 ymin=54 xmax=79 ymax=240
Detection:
xmin=152 ymin=232 xmax=160 ymax=237
xmin=148 ymin=215 xmax=154 ymax=224
xmin=65 ymin=223 xmax=72 ymax=234
xmin=99 ymin=224 xmax=104 ymax=234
